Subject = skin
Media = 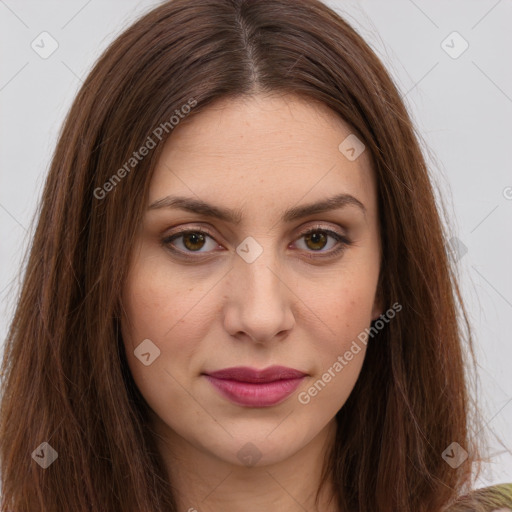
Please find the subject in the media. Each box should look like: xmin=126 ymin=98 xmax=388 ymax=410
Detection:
xmin=121 ymin=92 xmax=383 ymax=512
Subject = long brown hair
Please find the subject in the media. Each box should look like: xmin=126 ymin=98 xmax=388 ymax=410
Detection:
xmin=0 ymin=0 xmax=485 ymax=510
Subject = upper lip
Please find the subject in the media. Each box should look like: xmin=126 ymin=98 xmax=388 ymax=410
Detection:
xmin=204 ymin=365 xmax=307 ymax=383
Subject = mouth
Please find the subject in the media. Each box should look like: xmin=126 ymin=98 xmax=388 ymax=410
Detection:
xmin=202 ymin=366 xmax=307 ymax=407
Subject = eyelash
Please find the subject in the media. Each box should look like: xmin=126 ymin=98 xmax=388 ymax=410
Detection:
xmin=161 ymin=225 xmax=351 ymax=260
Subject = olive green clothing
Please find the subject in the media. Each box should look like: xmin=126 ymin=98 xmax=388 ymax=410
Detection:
xmin=446 ymin=483 xmax=512 ymax=511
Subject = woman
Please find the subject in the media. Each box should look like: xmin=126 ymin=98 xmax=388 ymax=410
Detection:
xmin=0 ymin=0 xmax=510 ymax=510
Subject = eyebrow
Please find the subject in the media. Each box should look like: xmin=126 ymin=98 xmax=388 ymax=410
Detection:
xmin=148 ymin=193 xmax=366 ymax=224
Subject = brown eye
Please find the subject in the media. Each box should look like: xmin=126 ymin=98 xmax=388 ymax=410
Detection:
xmin=162 ymin=230 xmax=219 ymax=254
xmin=182 ymin=232 xmax=206 ymax=251
xmin=303 ymin=231 xmax=328 ymax=251
xmin=294 ymin=228 xmax=349 ymax=257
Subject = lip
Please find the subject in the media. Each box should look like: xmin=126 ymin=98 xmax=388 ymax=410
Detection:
xmin=203 ymin=365 xmax=307 ymax=407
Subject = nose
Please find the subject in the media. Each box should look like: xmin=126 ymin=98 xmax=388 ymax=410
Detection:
xmin=222 ymin=241 xmax=295 ymax=345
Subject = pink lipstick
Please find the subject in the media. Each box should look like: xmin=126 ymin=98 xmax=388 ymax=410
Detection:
xmin=203 ymin=365 xmax=306 ymax=407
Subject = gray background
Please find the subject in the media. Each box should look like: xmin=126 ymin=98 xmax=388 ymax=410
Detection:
xmin=1 ymin=0 xmax=511 ymax=486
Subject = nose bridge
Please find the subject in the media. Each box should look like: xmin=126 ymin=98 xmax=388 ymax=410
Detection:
xmin=234 ymin=234 xmax=283 ymax=301
xmin=223 ymin=234 xmax=294 ymax=341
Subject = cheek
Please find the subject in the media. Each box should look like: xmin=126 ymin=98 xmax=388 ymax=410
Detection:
xmin=319 ymin=291 xmax=370 ymax=377
xmin=302 ymin=264 xmax=378 ymax=401
xmin=120 ymin=254 xmax=221 ymax=403
xmin=121 ymin=253 xmax=210 ymax=348
xmin=311 ymin=266 xmax=378 ymax=346
xmin=120 ymin=265 xmax=202 ymax=418
xmin=296 ymin=292 xmax=371 ymax=412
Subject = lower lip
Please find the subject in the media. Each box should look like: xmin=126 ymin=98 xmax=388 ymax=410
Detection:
xmin=204 ymin=375 xmax=305 ymax=407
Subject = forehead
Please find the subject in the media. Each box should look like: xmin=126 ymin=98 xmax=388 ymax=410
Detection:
xmin=148 ymin=93 xmax=377 ymax=220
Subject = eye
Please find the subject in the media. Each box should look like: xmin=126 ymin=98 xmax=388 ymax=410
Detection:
xmin=293 ymin=226 xmax=351 ymax=258
xmin=162 ymin=228 xmax=220 ymax=255
xmin=162 ymin=225 xmax=351 ymax=258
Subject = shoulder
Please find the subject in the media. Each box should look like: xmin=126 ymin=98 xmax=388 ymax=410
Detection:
xmin=445 ymin=483 xmax=512 ymax=511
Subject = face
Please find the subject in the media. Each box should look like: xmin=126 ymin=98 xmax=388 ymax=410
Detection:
xmin=121 ymin=93 xmax=382 ymax=468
